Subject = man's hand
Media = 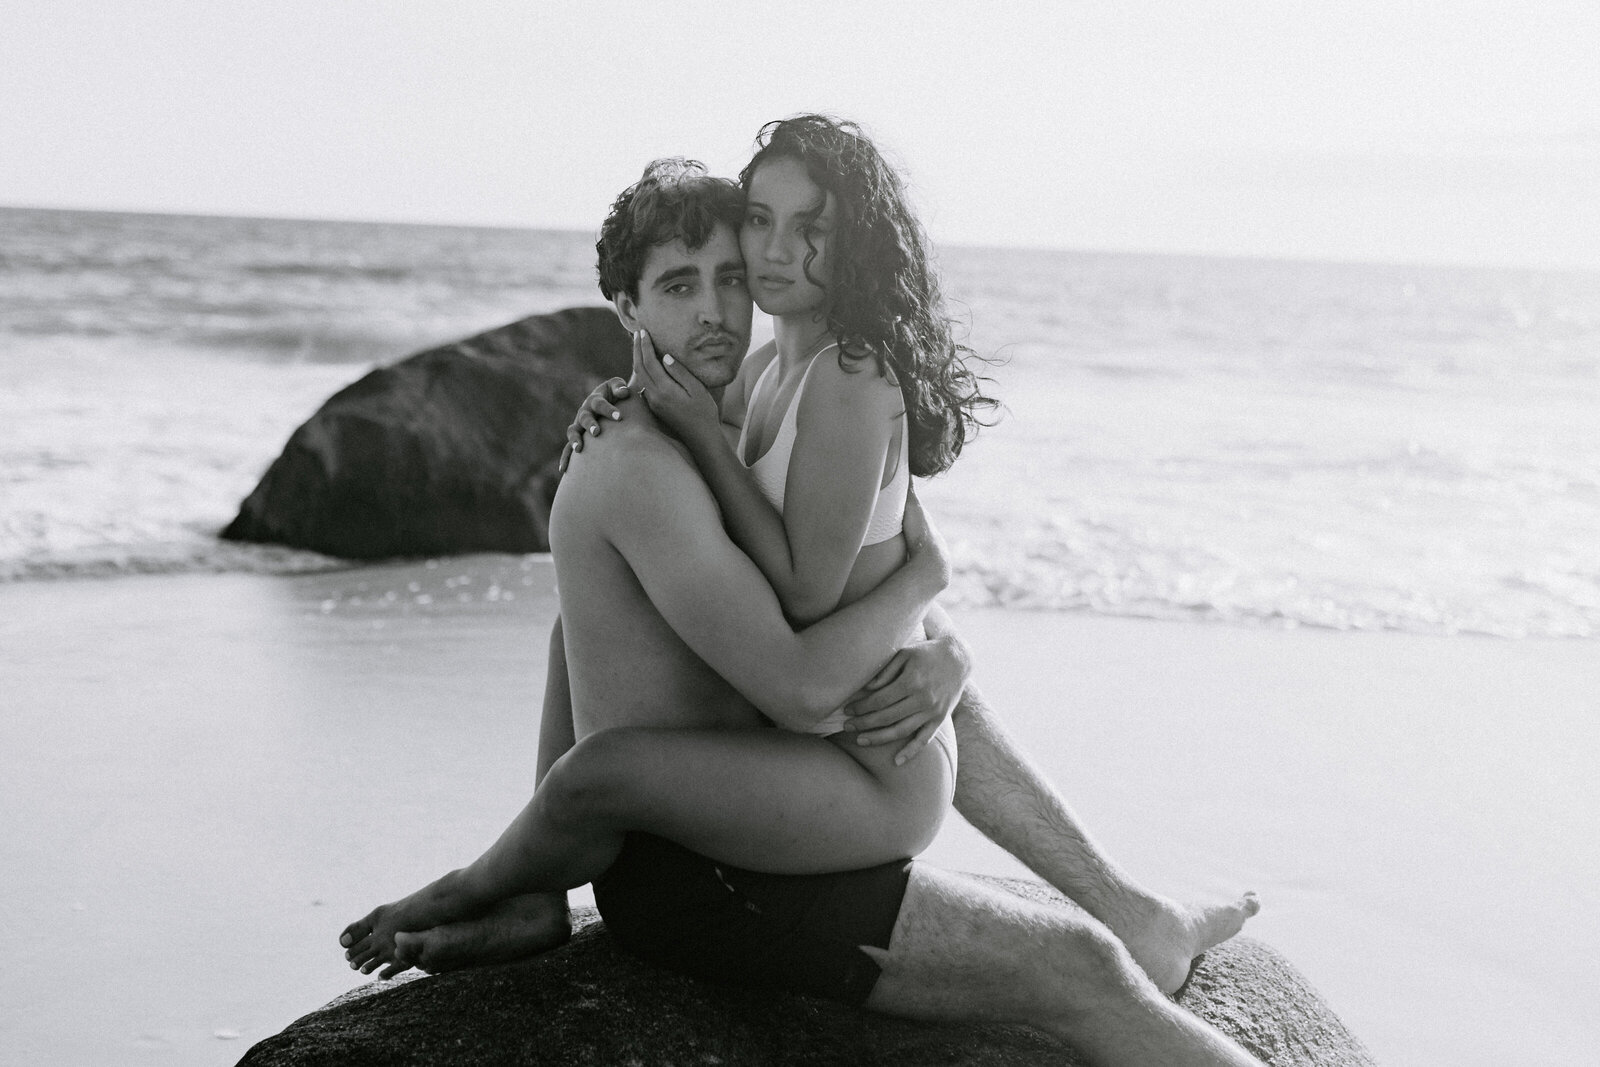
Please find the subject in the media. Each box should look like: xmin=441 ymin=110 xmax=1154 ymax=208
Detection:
xmin=843 ymin=632 xmax=972 ymax=764
xmin=558 ymin=377 xmax=631 ymax=473
xmin=839 ymin=492 xmax=963 ymax=763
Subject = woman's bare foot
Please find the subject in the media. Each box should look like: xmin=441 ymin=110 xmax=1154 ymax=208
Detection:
xmin=339 ymin=869 xmax=485 ymax=977
xmin=1116 ymin=891 xmax=1261 ymax=995
xmin=387 ymin=893 xmax=572 ymax=978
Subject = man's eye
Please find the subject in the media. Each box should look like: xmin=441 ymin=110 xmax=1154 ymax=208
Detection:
xmin=666 ymin=283 xmax=690 ymax=295
xmin=721 ymin=274 xmax=747 ymax=288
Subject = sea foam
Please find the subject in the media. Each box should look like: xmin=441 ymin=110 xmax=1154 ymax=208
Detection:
xmin=4 ymin=207 xmax=1597 ymax=638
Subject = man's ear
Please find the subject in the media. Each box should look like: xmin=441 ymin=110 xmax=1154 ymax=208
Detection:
xmin=613 ymin=293 xmax=641 ymax=334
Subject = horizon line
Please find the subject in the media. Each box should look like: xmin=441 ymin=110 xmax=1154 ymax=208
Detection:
xmin=5 ymin=200 xmax=1598 ymax=279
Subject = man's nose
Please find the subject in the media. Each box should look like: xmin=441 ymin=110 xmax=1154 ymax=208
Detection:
xmin=696 ymin=290 xmax=723 ymax=324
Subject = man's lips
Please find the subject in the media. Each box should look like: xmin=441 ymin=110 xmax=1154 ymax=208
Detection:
xmin=692 ymin=335 xmax=738 ymax=353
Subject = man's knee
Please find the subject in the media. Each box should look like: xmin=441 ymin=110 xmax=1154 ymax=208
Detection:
xmin=1053 ymin=919 xmax=1147 ymax=1016
xmin=865 ymin=868 xmax=1156 ymax=1033
xmin=984 ymin=917 xmax=1151 ymax=1028
xmin=541 ymin=727 xmax=651 ymax=826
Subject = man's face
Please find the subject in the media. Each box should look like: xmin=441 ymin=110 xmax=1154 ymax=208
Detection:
xmin=615 ymin=222 xmax=752 ymax=390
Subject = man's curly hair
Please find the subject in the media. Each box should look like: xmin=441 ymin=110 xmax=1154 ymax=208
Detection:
xmin=596 ymin=159 xmax=745 ymax=302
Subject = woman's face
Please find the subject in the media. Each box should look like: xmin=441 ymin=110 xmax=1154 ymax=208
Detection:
xmin=740 ymin=156 xmax=838 ymax=318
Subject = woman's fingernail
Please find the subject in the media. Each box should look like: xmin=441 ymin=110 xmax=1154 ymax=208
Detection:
xmin=589 ymin=426 xmax=599 ymax=435
xmin=662 ymin=354 xmax=675 ymax=366
xmin=610 ymin=412 xmax=620 ymax=420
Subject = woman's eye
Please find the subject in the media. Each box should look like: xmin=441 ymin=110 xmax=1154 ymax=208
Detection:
xmin=745 ymin=214 xmax=768 ymax=228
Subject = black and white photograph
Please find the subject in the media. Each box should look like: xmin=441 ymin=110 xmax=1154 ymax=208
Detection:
xmin=3 ymin=3 xmax=1596 ymax=1064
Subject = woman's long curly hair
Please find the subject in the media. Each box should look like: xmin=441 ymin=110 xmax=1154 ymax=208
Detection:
xmin=739 ymin=115 xmax=998 ymax=477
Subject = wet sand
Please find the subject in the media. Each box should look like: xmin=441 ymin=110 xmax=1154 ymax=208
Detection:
xmin=2 ymin=556 xmax=1596 ymax=1065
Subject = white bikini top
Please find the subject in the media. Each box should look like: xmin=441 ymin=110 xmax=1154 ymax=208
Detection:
xmin=738 ymin=343 xmax=910 ymax=547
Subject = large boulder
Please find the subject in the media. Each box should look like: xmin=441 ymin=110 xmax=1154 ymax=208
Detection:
xmin=240 ymin=879 xmax=1375 ymax=1066
xmin=222 ymin=306 xmax=630 ymax=559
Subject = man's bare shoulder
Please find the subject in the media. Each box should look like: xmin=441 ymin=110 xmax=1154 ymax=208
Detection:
xmin=557 ymin=401 xmax=714 ymax=517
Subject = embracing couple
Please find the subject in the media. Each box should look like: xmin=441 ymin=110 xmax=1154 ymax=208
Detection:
xmin=340 ymin=115 xmax=1262 ymax=1065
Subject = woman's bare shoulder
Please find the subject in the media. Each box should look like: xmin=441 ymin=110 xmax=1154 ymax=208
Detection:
xmin=800 ymin=346 xmax=905 ymax=428
xmin=812 ymin=345 xmax=902 ymax=401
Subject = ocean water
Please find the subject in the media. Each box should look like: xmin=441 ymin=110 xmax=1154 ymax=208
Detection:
xmin=4 ymin=205 xmax=1598 ymax=638
xmin=5 ymin=206 xmax=1599 ymax=1065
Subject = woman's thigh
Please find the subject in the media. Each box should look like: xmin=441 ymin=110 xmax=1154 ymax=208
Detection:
xmin=569 ymin=726 xmax=953 ymax=875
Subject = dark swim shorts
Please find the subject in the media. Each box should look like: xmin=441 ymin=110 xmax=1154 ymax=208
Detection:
xmin=592 ymin=832 xmax=911 ymax=1006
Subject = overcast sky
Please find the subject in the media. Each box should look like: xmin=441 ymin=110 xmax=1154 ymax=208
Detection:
xmin=5 ymin=1 xmax=1598 ymax=269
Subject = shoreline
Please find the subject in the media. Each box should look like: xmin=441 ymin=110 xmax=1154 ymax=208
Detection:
xmin=2 ymin=559 xmax=1596 ymax=1064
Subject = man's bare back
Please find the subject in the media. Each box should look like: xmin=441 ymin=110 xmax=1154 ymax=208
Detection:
xmin=552 ymin=402 xmax=765 ymax=737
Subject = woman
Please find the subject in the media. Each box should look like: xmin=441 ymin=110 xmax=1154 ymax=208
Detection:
xmin=341 ymin=116 xmax=998 ymax=977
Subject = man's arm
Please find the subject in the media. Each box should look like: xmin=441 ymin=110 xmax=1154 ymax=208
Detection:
xmin=524 ymin=618 xmax=579 ymax=927
xmin=538 ymin=617 xmax=578 ymax=785
xmin=830 ymin=602 xmax=975 ymax=762
xmin=601 ymin=446 xmax=947 ymax=730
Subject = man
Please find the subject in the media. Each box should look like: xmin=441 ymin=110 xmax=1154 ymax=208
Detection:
xmin=347 ymin=161 xmax=1260 ymax=1064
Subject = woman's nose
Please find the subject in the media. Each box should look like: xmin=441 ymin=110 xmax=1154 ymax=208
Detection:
xmin=763 ymin=228 xmax=791 ymax=264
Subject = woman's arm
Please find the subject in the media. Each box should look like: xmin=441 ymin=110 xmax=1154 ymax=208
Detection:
xmin=716 ymin=339 xmax=771 ymax=441
xmin=538 ymin=617 xmax=579 ymax=784
xmin=639 ymin=335 xmax=900 ymax=626
xmin=557 ymin=341 xmax=773 ymax=471
xmin=600 ymin=445 xmax=949 ymax=730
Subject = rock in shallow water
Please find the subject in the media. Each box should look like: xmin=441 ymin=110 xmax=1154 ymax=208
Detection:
xmin=240 ymin=878 xmax=1374 ymax=1067
xmin=222 ymin=306 xmax=630 ymax=560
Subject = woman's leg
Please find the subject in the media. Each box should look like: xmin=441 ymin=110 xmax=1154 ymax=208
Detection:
xmin=343 ymin=724 xmax=954 ymax=974
xmin=486 ymin=724 xmax=954 ymax=886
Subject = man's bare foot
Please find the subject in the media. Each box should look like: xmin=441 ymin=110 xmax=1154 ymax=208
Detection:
xmin=387 ymin=893 xmax=572 ymax=978
xmin=339 ymin=868 xmax=483 ymax=977
xmin=1116 ymin=891 xmax=1261 ymax=995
